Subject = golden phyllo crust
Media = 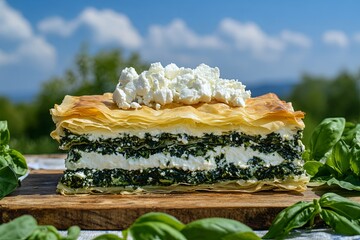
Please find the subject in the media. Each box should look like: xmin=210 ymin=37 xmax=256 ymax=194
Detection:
xmin=51 ymin=93 xmax=304 ymax=140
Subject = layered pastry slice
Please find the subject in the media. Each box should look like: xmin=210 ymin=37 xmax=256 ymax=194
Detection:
xmin=50 ymin=63 xmax=309 ymax=194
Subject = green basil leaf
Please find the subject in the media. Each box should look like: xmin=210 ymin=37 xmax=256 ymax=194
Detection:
xmin=7 ymin=149 xmax=28 ymax=177
xmin=0 ymin=155 xmax=9 ymax=168
xmin=0 ymin=121 xmax=10 ymax=146
xmin=0 ymin=165 xmax=19 ymax=199
xmin=221 ymin=231 xmax=261 ymax=240
xmin=0 ymin=151 xmax=27 ymax=178
xmin=320 ymin=192 xmax=360 ymax=220
xmin=263 ymin=201 xmax=316 ymax=239
xmin=92 ymin=233 xmax=124 ymax=240
xmin=44 ymin=225 xmax=61 ymax=237
xmin=309 ymin=118 xmax=345 ymax=161
xmin=350 ymin=143 xmax=360 ymax=176
xmin=303 ymin=161 xmax=324 ymax=176
xmin=132 ymin=212 xmax=185 ymax=231
xmin=326 ymin=177 xmax=360 ymax=191
xmin=302 ymin=149 xmax=311 ymax=162
xmin=129 ymin=221 xmax=186 ymax=240
xmin=326 ymin=139 xmax=350 ymax=176
xmin=27 ymin=226 xmax=60 ymax=240
xmin=63 ymin=225 xmax=81 ymax=240
xmin=0 ymin=215 xmax=38 ymax=240
xmin=121 ymin=229 xmax=128 ymax=240
xmin=320 ymin=208 xmax=360 ymax=235
xmin=342 ymin=123 xmax=360 ymax=147
xmin=27 ymin=228 xmax=41 ymax=240
xmin=44 ymin=231 xmax=58 ymax=240
xmin=181 ymin=218 xmax=252 ymax=240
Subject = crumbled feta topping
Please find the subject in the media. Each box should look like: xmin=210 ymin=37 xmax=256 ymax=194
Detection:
xmin=113 ymin=62 xmax=251 ymax=109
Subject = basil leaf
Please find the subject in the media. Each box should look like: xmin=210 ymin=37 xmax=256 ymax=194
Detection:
xmin=320 ymin=208 xmax=360 ymax=235
xmin=263 ymin=201 xmax=316 ymax=239
xmin=320 ymin=192 xmax=360 ymax=220
xmin=309 ymin=118 xmax=345 ymax=161
xmin=326 ymin=140 xmax=350 ymax=176
xmin=303 ymin=161 xmax=324 ymax=176
xmin=121 ymin=229 xmax=128 ymax=240
xmin=0 ymin=155 xmax=9 ymax=168
xmin=302 ymin=149 xmax=311 ymax=162
xmin=0 ymin=121 xmax=28 ymax=198
xmin=63 ymin=225 xmax=81 ymax=240
xmin=44 ymin=225 xmax=62 ymax=239
xmin=132 ymin=212 xmax=185 ymax=231
xmin=0 ymin=121 xmax=10 ymax=146
xmin=92 ymin=234 xmax=124 ymax=240
xmin=326 ymin=177 xmax=360 ymax=191
xmin=221 ymin=231 xmax=261 ymax=240
xmin=30 ymin=226 xmax=59 ymax=240
xmin=27 ymin=228 xmax=41 ymax=240
xmin=350 ymin=143 xmax=360 ymax=176
xmin=0 ymin=215 xmax=37 ymax=240
xmin=342 ymin=123 xmax=360 ymax=146
xmin=129 ymin=221 xmax=186 ymax=240
xmin=7 ymin=149 xmax=28 ymax=177
xmin=181 ymin=218 xmax=253 ymax=240
xmin=0 ymin=165 xmax=19 ymax=199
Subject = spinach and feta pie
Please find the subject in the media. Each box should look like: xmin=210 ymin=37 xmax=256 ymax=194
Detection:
xmin=50 ymin=63 xmax=309 ymax=194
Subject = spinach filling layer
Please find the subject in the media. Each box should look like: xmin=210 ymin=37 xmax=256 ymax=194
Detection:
xmin=60 ymin=158 xmax=305 ymax=189
xmin=62 ymin=130 xmax=303 ymax=162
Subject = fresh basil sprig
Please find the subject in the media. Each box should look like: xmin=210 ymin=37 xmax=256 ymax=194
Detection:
xmin=303 ymin=117 xmax=360 ymax=190
xmin=0 ymin=121 xmax=28 ymax=199
xmin=181 ymin=218 xmax=260 ymax=240
xmin=123 ymin=212 xmax=260 ymax=240
xmin=262 ymin=200 xmax=320 ymax=239
xmin=263 ymin=192 xmax=360 ymax=239
xmin=0 ymin=215 xmax=80 ymax=240
xmin=0 ymin=165 xmax=18 ymax=198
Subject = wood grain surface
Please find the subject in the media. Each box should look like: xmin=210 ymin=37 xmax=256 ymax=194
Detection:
xmin=1 ymin=169 xmax=360 ymax=230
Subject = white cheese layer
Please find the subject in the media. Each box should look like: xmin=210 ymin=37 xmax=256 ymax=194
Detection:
xmin=113 ymin=62 xmax=251 ymax=109
xmin=65 ymin=146 xmax=302 ymax=171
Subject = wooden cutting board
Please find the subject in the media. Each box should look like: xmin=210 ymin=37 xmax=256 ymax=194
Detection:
xmin=1 ymin=169 xmax=360 ymax=230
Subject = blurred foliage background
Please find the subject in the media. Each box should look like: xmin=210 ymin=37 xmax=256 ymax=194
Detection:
xmin=0 ymin=47 xmax=359 ymax=154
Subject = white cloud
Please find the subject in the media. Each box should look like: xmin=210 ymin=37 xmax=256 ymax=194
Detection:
xmin=38 ymin=7 xmax=142 ymax=49
xmin=38 ymin=10 xmax=312 ymax=64
xmin=280 ymin=30 xmax=312 ymax=48
xmin=323 ymin=30 xmax=348 ymax=48
xmin=219 ymin=18 xmax=284 ymax=55
xmin=0 ymin=49 xmax=17 ymax=65
xmin=0 ymin=0 xmax=56 ymax=68
xmin=218 ymin=19 xmax=312 ymax=59
xmin=38 ymin=16 xmax=78 ymax=37
xmin=80 ymin=8 xmax=142 ymax=48
xmin=147 ymin=19 xmax=224 ymax=49
xmin=0 ymin=0 xmax=32 ymax=40
xmin=17 ymin=37 xmax=56 ymax=68
xmin=0 ymin=36 xmax=56 ymax=68
xmin=142 ymin=18 xmax=313 ymax=65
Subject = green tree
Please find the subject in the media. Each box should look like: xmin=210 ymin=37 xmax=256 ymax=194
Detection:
xmin=13 ymin=47 xmax=148 ymax=153
xmin=327 ymin=71 xmax=360 ymax=121
xmin=0 ymin=97 xmax=26 ymax=138
xmin=288 ymin=70 xmax=360 ymax=146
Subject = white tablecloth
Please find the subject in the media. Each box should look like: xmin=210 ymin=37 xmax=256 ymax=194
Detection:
xmin=58 ymin=229 xmax=360 ymax=240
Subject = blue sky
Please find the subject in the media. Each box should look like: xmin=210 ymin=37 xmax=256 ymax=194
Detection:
xmin=1 ymin=0 xmax=360 ymax=100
